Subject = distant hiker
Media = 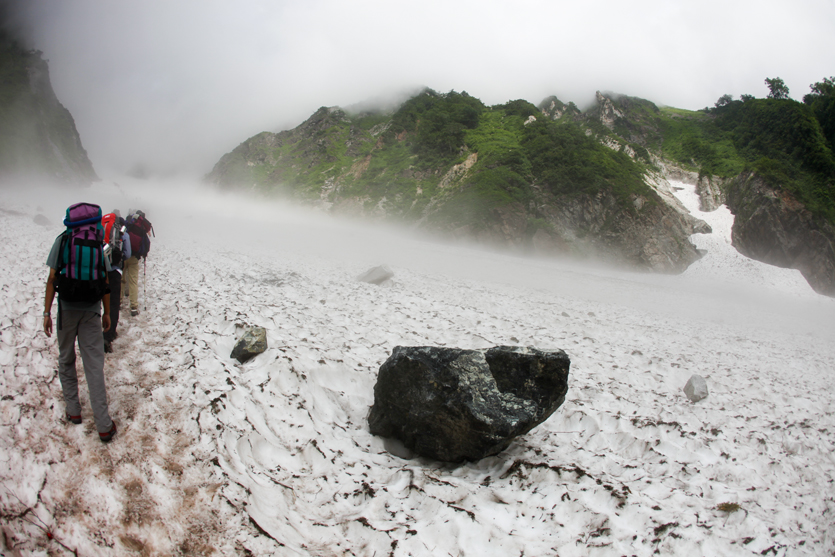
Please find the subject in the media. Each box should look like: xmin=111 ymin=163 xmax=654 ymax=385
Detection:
xmin=122 ymin=209 xmax=154 ymax=316
xmin=43 ymin=202 xmax=117 ymax=443
xmin=101 ymin=209 xmax=130 ymax=353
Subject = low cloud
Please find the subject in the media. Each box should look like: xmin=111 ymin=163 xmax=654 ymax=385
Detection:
xmin=9 ymin=0 xmax=835 ymax=178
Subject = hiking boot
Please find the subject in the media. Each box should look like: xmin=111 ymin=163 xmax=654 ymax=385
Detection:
xmin=104 ymin=340 xmax=113 ymax=353
xmin=130 ymin=308 xmax=139 ymax=316
xmin=99 ymin=422 xmax=117 ymax=443
xmin=66 ymin=413 xmax=82 ymax=425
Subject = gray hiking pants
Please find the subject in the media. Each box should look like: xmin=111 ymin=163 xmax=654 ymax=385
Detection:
xmin=103 ymin=269 xmax=121 ymax=342
xmin=57 ymin=309 xmax=113 ymax=434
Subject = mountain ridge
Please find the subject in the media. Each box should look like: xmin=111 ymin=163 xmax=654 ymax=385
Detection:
xmin=205 ymin=86 xmax=835 ymax=294
xmin=0 ymin=30 xmax=98 ymax=186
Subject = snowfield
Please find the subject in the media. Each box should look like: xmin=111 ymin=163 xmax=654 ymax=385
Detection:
xmin=1 ymin=179 xmax=834 ymax=556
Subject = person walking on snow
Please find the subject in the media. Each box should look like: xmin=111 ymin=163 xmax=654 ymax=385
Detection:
xmin=102 ymin=209 xmax=130 ymax=353
xmin=43 ymin=202 xmax=117 ymax=443
xmin=122 ymin=209 xmax=153 ymax=316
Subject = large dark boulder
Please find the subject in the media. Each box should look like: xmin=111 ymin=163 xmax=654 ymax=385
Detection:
xmin=367 ymin=346 xmax=570 ymax=462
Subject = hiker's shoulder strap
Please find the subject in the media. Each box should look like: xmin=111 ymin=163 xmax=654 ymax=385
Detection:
xmin=53 ymin=232 xmax=69 ymax=271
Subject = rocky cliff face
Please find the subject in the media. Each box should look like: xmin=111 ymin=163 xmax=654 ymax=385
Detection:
xmin=658 ymin=162 xmax=727 ymax=212
xmin=0 ymin=38 xmax=98 ymax=185
xmin=725 ymin=172 xmax=835 ymax=295
xmin=435 ymin=185 xmax=707 ymax=272
xmin=532 ymin=188 xmax=707 ymax=272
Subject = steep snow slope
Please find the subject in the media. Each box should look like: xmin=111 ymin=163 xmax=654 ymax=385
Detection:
xmin=1 ymin=180 xmax=833 ymax=556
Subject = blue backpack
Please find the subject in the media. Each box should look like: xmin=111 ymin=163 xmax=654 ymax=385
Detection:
xmin=54 ymin=202 xmax=109 ymax=305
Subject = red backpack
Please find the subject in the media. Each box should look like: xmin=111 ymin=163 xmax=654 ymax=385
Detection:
xmin=126 ymin=211 xmax=154 ymax=258
xmin=101 ymin=212 xmax=126 ymax=266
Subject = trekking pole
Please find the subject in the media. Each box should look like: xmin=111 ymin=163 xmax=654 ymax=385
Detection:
xmin=143 ymin=258 xmax=147 ymax=311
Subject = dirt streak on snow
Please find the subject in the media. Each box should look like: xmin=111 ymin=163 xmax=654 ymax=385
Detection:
xmin=1 ymin=180 xmax=834 ymax=556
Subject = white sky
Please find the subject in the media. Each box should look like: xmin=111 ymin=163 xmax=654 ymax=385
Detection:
xmin=12 ymin=0 xmax=835 ymax=177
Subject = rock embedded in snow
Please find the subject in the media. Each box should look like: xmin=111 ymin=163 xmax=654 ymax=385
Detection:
xmin=356 ymin=265 xmax=394 ymax=285
xmin=684 ymin=374 xmax=709 ymax=402
xmin=230 ymin=327 xmax=267 ymax=363
xmin=368 ymin=345 xmax=570 ymax=462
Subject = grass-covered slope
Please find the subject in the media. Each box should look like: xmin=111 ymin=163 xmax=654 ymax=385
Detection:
xmin=603 ymin=93 xmax=835 ymax=225
xmin=207 ymin=89 xmax=661 ymax=228
xmin=714 ymin=98 xmax=835 ymax=222
xmin=0 ymin=31 xmax=98 ymax=185
xmin=206 ymin=83 xmax=835 ymax=275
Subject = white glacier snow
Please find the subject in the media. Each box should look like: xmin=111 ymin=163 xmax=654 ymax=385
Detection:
xmin=0 ymin=179 xmax=833 ymax=556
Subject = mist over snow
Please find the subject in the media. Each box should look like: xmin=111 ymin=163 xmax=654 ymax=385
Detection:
xmin=4 ymin=0 xmax=835 ymax=176
xmin=1 ymin=178 xmax=834 ymax=555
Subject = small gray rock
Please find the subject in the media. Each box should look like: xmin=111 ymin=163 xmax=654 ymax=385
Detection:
xmin=33 ymin=214 xmax=50 ymax=226
xmin=357 ymin=265 xmax=394 ymax=285
xmin=684 ymin=374 xmax=709 ymax=402
xmin=230 ymin=327 xmax=267 ymax=363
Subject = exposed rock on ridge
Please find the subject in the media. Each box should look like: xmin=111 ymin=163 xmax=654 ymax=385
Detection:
xmin=725 ymin=172 xmax=835 ymax=295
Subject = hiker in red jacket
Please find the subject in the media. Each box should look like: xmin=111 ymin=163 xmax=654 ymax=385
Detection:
xmin=101 ymin=209 xmax=130 ymax=352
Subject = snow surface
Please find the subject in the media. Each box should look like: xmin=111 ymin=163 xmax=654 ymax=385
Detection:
xmin=1 ymin=179 xmax=834 ymax=556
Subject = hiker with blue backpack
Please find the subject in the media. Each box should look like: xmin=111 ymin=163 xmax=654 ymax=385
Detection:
xmin=43 ymin=202 xmax=117 ymax=443
xmin=121 ymin=209 xmax=153 ymax=317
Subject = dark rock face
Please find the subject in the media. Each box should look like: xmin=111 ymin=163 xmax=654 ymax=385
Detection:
xmin=368 ymin=346 xmax=570 ymax=462
xmin=526 ymin=189 xmax=706 ymax=273
xmin=230 ymin=327 xmax=267 ymax=363
xmin=725 ymin=172 xmax=835 ymax=296
xmin=0 ymin=39 xmax=98 ymax=185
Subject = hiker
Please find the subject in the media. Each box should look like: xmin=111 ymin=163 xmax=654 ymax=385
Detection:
xmin=43 ymin=202 xmax=117 ymax=443
xmin=101 ymin=209 xmax=130 ymax=353
xmin=122 ymin=209 xmax=153 ymax=316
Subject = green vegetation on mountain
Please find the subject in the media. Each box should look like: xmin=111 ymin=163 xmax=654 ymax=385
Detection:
xmin=522 ymin=119 xmax=649 ymax=200
xmin=208 ymin=88 xmax=664 ymax=230
xmin=584 ymin=83 xmax=835 ymax=224
xmin=804 ymin=77 xmax=835 ymax=153
xmin=655 ymin=108 xmax=746 ymax=178
xmin=384 ymin=90 xmax=484 ymax=164
xmin=207 ymin=77 xmax=835 ymax=253
xmin=712 ymin=97 xmax=835 ymax=221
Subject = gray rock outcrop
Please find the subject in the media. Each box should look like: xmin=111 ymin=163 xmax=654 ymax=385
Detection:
xmin=684 ymin=374 xmax=709 ymax=402
xmin=523 ymin=189 xmax=706 ymax=272
xmin=356 ymin=265 xmax=394 ymax=285
xmin=368 ymin=345 xmax=570 ymax=462
xmin=230 ymin=327 xmax=267 ymax=363
xmin=0 ymin=37 xmax=98 ymax=185
xmin=725 ymin=172 xmax=835 ymax=296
